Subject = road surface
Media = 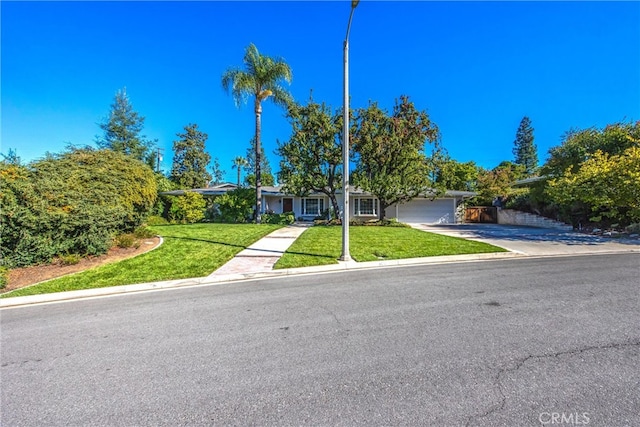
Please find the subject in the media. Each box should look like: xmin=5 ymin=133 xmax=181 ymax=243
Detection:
xmin=2 ymin=253 xmax=639 ymax=426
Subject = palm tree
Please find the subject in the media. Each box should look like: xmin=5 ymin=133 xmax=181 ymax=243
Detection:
xmin=232 ymin=156 xmax=248 ymax=187
xmin=222 ymin=43 xmax=293 ymax=223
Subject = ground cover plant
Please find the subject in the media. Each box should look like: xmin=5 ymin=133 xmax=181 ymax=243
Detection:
xmin=2 ymin=223 xmax=281 ymax=298
xmin=274 ymin=226 xmax=506 ymax=269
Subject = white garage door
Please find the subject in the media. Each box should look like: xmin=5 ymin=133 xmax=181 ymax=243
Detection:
xmin=396 ymin=198 xmax=455 ymax=224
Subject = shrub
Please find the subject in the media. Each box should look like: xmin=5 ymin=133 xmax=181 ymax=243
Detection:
xmin=350 ymin=218 xmax=410 ymax=227
xmin=145 ymin=215 xmax=169 ymax=226
xmin=169 ymin=191 xmax=206 ymax=223
xmin=0 ymin=266 xmax=8 ymax=289
xmin=0 ymin=148 xmax=157 ymax=268
xmin=134 ymin=226 xmax=156 ymax=238
xmin=625 ymin=223 xmax=640 ymax=234
xmin=59 ymin=253 xmax=81 ymax=265
xmin=262 ymin=211 xmax=295 ymax=225
xmin=114 ymin=233 xmax=136 ymax=248
xmin=213 ymin=188 xmax=255 ymax=223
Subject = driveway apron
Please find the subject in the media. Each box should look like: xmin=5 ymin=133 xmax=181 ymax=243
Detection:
xmin=410 ymin=223 xmax=640 ymax=256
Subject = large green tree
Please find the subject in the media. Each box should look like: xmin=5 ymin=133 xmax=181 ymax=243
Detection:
xmin=547 ymin=145 xmax=640 ymax=226
xmin=244 ymin=138 xmax=275 ymax=186
xmin=543 ymin=121 xmax=640 ymax=226
xmin=221 ymin=43 xmax=293 ymax=223
xmin=96 ymin=88 xmax=155 ymax=162
xmin=512 ymin=116 xmax=538 ymax=176
xmin=351 ymin=96 xmax=439 ymax=220
xmin=170 ymin=123 xmax=212 ymax=189
xmin=544 ymin=121 xmax=639 ymax=176
xmin=426 ymin=141 xmax=479 ymax=192
xmin=475 ymin=161 xmax=526 ymax=206
xmin=277 ymin=99 xmax=343 ymax=217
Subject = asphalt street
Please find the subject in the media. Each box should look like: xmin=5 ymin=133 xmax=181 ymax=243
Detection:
xmin=2 ymin=253 xmax=639 ymax=426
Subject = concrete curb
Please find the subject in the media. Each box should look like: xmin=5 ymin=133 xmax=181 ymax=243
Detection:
xmin=1 ymin=251 xmax=523 ymax=309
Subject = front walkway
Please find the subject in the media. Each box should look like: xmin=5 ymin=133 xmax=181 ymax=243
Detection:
xmin=208 ymin=223 xmax=311 ymax=278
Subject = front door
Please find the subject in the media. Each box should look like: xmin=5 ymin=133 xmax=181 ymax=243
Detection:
xmin=282 ymin=198 xmax=293 ymax=213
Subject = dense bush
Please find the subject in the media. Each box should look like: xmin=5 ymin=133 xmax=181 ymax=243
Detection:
xmin=213 ymin=188 xmax=255 ymax=223
xmin=169 ymin=191 xmax=206 ymax=223
xmin=262 ymin=211 xmax=295 ymax=225
xmin=0 ymin=148 xmax=157 ymax=268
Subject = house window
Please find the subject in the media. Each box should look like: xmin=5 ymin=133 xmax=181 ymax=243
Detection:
xmin=355 ymin=198 xmax=377 ymax=216
xmin=302 ymin=198 xmax=324 ymax=216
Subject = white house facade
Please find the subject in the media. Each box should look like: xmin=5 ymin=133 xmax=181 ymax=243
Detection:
xmin=162 ymin=184 xmax=475 ymax=225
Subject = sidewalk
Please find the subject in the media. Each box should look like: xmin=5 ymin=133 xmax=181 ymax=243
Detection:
xmin=208 ymin=223 xmax=311 ymax=277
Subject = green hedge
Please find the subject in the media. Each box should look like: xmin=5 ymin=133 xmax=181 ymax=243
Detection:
xmin=262 ymin=211 xmax=295 ymax=225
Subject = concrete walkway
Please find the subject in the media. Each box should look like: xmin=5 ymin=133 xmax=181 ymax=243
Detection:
xmin=207 ymin=223 xmax=312 ymax=277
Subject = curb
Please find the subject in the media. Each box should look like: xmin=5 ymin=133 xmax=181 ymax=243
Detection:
xmin=3 ymin=249 xmax=638 ymax=309
xmin=0 ymin=251 xmax=522 ymax=309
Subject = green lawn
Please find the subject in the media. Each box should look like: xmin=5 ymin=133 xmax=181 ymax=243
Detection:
xmin=2 ymin=223 xmax=282 ymax=298
xmin=274 ymin=226 xmax=506 ymax=269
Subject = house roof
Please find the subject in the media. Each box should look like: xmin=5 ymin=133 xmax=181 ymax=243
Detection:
xmin=512 ymin=175 xmax=548 ymax=187
xmin=160 ymin=184 xmax=476 ymax=198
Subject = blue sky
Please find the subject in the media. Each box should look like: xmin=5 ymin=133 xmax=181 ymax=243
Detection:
xmin=2 ymin=1 xmax=639 ymax=183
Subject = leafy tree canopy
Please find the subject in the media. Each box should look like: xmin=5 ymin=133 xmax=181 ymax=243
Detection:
xmin=351 ymin=95 xmax=439 ymax=220
xmin=475 ymin=161 xmax=526 ymax=206
xmin=426 ymin=141 xmax=479 ymax=192
xmin=544 ymin=121 xmax=640 ymax=177
xmin=277 ymin=98 xmax=343 ymax=218
xmin=546 ymin=122 xmax=640 ymax=226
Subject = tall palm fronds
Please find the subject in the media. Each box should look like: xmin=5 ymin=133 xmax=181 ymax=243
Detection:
xmin=222 ymin=43 xmax=293 ymax=223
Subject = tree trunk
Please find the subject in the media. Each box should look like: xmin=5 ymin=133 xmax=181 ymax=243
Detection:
xmin=254 ymin=100 xmax=262 ymax=224
xmin=237 ymin=168 xmax=241 ymax=187
xmin=329 ymin=194 xmax=340 ymax=220
xmin=379 ymin=200 xmax=389 ymax=221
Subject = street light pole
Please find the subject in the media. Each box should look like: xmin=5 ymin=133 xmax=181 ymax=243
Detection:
xmin=340 ymin=0 xmax=359 ymax=262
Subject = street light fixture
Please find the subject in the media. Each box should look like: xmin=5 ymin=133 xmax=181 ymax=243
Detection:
xmin=340 ymin=0 xmax=359 ymax=262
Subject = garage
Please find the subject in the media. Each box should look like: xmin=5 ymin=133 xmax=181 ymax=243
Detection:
xmin=394 ymin=198 xmax=456 ymax=224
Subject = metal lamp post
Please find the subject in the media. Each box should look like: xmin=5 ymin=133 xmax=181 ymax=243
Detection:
xmin=340 ymin=0 xmax=359 ymax=262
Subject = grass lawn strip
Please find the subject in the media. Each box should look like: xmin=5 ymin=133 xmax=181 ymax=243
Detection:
xmin=275 ymin=226 xmax=506 ymax=269
xmin=2 ymin=224 xmax=282 ymax=298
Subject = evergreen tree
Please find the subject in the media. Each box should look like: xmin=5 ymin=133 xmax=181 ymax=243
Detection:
xmin=513 ymin=116 xmax=538 ymax=176
xmin=244 ymin=138 xmax=275 ymax=186
xmin=170 ymin=123 xmax=212 ymax=189
xmin=96 ymin=88 xmax=154 ymax=161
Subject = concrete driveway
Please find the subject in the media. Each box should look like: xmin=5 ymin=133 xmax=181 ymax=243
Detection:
xmin=411 ymin=223 xmax=640 ymax=256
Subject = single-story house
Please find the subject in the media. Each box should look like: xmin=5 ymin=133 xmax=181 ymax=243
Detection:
xmin=161 ymin=184 xmax=476 ymax=224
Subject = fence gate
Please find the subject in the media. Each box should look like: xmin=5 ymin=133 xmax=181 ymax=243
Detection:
xmin=465 ymin=207 xmax=497 ymax=223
